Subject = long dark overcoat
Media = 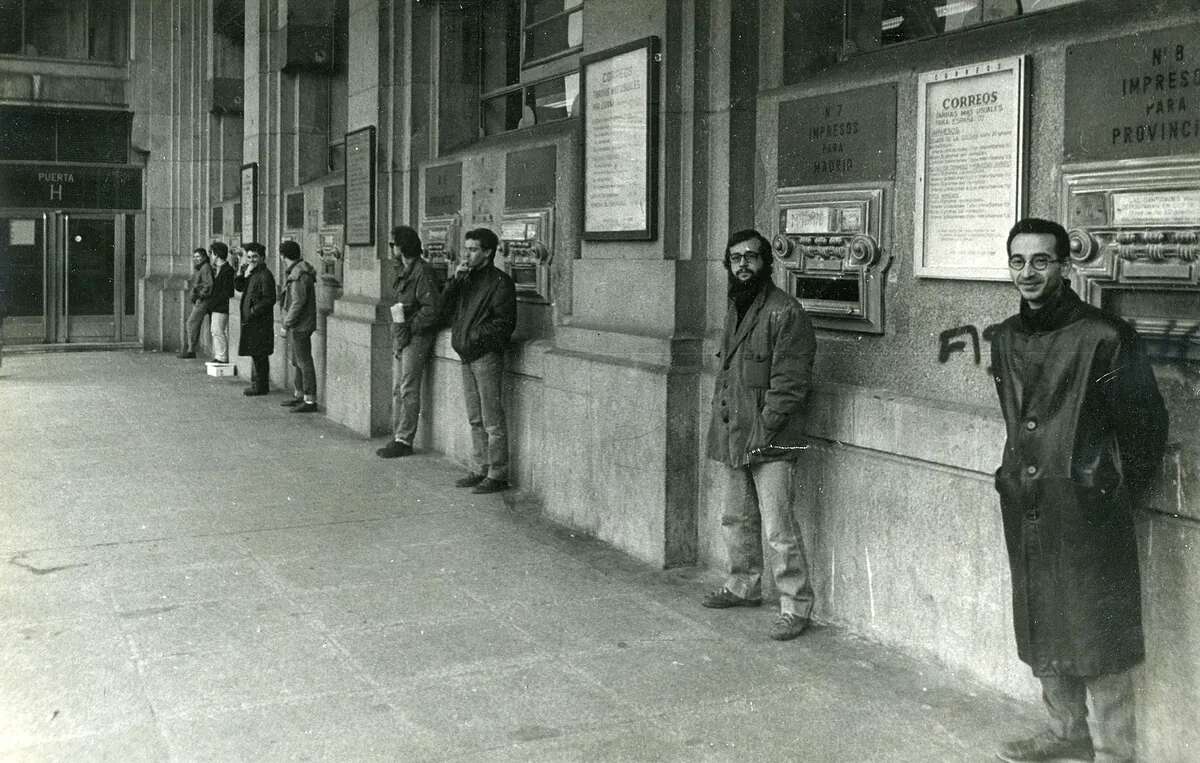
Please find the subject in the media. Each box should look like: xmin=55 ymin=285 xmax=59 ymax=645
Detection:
xmin=990 ymin=285 xmax=1167 ymax=677
xmin=234 ymin=265 xmax=276 ymax=357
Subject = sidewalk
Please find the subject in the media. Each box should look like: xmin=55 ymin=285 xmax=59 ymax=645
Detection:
xmin=0 ymin=350 xmax=1040 ymax=761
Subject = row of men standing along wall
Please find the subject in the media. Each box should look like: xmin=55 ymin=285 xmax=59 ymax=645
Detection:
xmin=164 ymin=211 xmax=1195 ymax=758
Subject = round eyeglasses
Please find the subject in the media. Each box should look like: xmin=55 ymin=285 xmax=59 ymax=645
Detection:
xmin=729 ymin=251 xmax=762 ymax=266
xmin=1007 ymin=254 xmax=1061 ymax=271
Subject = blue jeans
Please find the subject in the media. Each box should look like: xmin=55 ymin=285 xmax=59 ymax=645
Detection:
xmin=185 ymin=301 xmax=207 ymax=353
xmin=461 ymin=351 xmax=507 ymax=481
xmin=720 ymin=459 xmax=813 ymax=617
xmin=391 ymin=332 xmax=434 ymax=445
xmin=288 ymin=330 xmax=316 ymax=398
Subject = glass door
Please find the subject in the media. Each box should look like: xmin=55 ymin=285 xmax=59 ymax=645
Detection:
xmin=0 ymin=211 xmax=131 ymax=345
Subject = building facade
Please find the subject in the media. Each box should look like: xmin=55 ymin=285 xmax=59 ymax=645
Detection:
xmin=1 ymin=1 xmax=1197 ymax=756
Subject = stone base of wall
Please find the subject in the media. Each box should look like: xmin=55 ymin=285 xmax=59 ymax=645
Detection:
xmin=324 ymin=296 xmax=392 ymax=436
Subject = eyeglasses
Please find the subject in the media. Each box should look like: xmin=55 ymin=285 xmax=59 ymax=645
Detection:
xmin=1007 ymin=254 xmax=1062 ymax=271
xmin=729 ymin=251 xmax=762 ymax=266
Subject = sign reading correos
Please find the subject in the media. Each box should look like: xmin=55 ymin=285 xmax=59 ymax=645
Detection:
xmin=915 ymin=57 xmax=1027 ymax=281
xmin=582 ymin=37 xmax=658 ymax=240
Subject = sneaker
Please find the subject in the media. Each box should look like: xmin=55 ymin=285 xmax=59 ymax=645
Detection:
xmin=996 ymin=731 xmax=1094 ymax=762
xmin=471 ymin=477 xmax=510 ymax=494
xmin=455 ymin=473 xmax=486 ymax=488
xmin=280 ymin=397 xmax=303 ymax=407
xmin=700 ymin=588 xmax=763 ymax=609
xmin=768 ymin=612 xmax=810 ymax=641
xmin=376 ymin=441 xmax=413 ymax=458
xmin=243 ymin=387 xmax=268 ymax=396
xmin=290 ymin=402 xmax=318 ymax=413
xmin=176 ymin=351 xmax=196 ymax=359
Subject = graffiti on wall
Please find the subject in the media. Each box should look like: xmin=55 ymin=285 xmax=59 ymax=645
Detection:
xmin=937 ymin=323 xmax=1001 ymax=367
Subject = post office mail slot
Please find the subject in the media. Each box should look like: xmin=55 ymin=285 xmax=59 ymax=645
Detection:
xmin=1063 ymin=157 xmax=1200 ymax=360
xmin=771 ymin=187 xmax=891 ymax=333
xmin=316 ymin=228 xmax=343 ymax=287
xmin=499 ymin=207 xmax=553 ymax=304
xmin=420 ymin=215 xmax=460 ymax=289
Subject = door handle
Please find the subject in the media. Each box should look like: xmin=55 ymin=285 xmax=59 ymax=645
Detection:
xmin=62 ymin=214 xmax=70 ymax=318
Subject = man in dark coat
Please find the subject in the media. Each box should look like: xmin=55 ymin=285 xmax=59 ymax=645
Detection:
xmin=991 ymin=218 xmax=1167 ymax=763
xmin=278 ymin=240 xmax=318 ymax=413
xmin=208 ymin=241 xmax=235 ymax=363
xmin=178 ymin=248 xmax=213 ymax=359
xmin=439 ymin=227 xmax=516 ymax=493
xmin=377 ymin=225 xmax=441 ymax=458
xmin=233 ymin=242 xmax=276 ymax=397
xmin=702 ymin=229 xmax=817 ymax=642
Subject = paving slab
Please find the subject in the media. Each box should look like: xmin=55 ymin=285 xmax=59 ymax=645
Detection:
xmin=0 ymin=350 xmax=1043 ymax=761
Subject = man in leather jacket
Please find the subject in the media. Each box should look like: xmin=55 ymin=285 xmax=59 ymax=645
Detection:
xmin=992 ymin=218 xmax=1167 ymax=763
xmin=702 ymin=229 xmax=817 ymax=642
xmin=439 ymin=227 xmax=516 ymax=494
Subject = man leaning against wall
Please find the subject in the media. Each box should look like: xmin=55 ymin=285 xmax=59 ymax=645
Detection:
xmin=440 ymin=227 xmax=516 ymax=494
xmin=278 ymin=240 xmax=318 ymax=413
xmin=702 ymin=228 xmax=818 ymax=642
xmin=991 ymin=217 xmax=1168 ymax=763
xmin=178 ymin=248 xmax=213 ymax=359
xmin=377 ymin=225 xmax=441 ymax=459
xmin=208 ymin=241 xmax=235 ymax=363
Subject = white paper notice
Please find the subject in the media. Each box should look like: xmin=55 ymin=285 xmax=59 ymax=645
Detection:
xmin=786 ymin=207 xmax=831 ymax=234
xmin=584 ymin=48 xmax=650 ymax=233
xmin=9 ymin=219 xmax=35 ymax=246
xmin=917 ymin=58 xmax=1023 ymax=279
xmin=390 ymin=303 xmax=405 ymax=323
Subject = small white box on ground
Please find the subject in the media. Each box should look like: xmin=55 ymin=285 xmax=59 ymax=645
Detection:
xmin=205 ymin=362 xmax=237 ymax=377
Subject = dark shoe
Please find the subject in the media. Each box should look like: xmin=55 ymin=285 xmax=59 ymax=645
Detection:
xmin=700 ymin=588 xmax=763 ymax=609
xmin=213 ymin=357 xmax=229 ymax=364
xmin=376 ymin=441 xmax=414 ymax=458
xmin=471 ymin=477 xmax=510 ymax=494
xmin=455 ymin=474 xmax=486 ymax=488
xmin=176 ymin=351 xmax=196 ymax=359
xmin=280 ymin=397 xmax=303 ymax=407
xmin=290 ymin=402 xmax=318 ymax=413
xmin=768 ymin=612 xmax=810 ymax=641
xmin=243 ymin=387 xmax=268 ymax=397
xmin=996 ymin=731 xmax=1094 ymax=762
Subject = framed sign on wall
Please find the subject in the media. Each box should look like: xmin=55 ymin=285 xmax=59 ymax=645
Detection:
xmin=914 ymin=56 xmax=1028 ymax=280
xmin=240 ymin=162 xmax=257 ymax=245
xmin=581 ymin=36 xmax=659 ymax=241
xmin=344 ymin=126 xmax=376 ymax=247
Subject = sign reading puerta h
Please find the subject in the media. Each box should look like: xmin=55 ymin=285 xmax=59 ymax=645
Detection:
xmin=1066 ymin=24 xmax=1200 ymax=161
xmin=0 ymin=163 xmax=142 ymax=209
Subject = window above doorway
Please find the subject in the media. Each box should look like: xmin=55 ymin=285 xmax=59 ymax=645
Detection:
xmin=0 ymin=0 xmax=129 ymax=64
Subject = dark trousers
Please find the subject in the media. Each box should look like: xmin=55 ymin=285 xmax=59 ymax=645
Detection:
xmin=250 ymin=355 xmax=270 ymax=391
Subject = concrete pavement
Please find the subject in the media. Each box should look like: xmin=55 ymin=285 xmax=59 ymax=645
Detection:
xmin=0 ymin=350 xmax=1042 ymax=761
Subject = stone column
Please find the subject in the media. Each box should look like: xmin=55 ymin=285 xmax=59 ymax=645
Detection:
xmin=323 ymin=0 xmax=395 ymax=435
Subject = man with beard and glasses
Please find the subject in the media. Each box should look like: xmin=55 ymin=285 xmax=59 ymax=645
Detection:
xmin=702 ymin=228 xmax=818 ymax=641
xmin=991 ymin=218 xmax=1167 ymax=763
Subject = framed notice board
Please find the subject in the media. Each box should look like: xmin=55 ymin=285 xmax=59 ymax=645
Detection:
xmin=344 ymin=126 xmax=376 ymax=246
xmin=581 ymin=37 xmax=660 ymax=240
xmin=240 ymin=162 xmax=257 ymax=245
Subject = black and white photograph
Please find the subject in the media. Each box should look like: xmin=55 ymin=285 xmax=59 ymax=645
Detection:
xmin=0 ymin=1 xmax=1196 ymax=761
